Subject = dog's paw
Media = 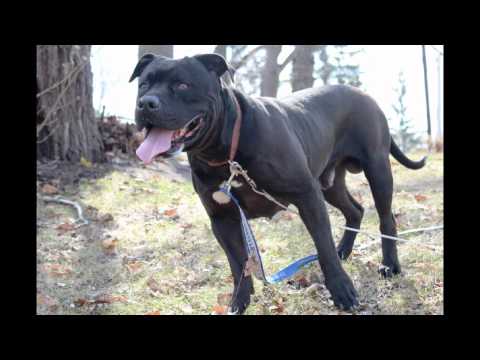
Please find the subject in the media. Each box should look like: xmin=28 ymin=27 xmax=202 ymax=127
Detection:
xmin=228 ymin=299 xmax=249 ymax=315
xmin=325 ymin=272 xmax=359 ymax=310
xmin=378 ymin=262 xmax=401 ymax=278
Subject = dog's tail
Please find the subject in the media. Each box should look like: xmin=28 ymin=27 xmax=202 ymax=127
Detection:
xmin=390 ymin=137 xmax=427 ymax=170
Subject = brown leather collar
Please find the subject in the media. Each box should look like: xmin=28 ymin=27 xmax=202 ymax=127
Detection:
xmin=206 ymin=94 xmax=242 ymax=167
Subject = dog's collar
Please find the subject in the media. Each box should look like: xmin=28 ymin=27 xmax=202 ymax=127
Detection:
xmin=206 ymin=94 xmax=242 ymax=167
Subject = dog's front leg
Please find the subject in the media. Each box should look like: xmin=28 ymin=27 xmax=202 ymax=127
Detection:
xmin=210 ymin=215 xmax=254 ymax=314
xmin=290 ymin=182 xmax=359 ymax=310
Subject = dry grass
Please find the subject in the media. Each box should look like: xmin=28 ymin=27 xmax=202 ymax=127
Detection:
xmin=37 ymin=151 xmax=443 ymax=315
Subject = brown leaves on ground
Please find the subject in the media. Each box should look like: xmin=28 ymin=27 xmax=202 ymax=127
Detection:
xmin=80 ymin=157 xmax=93 ymax=168
xmin=74 ymin=294 xmax=128 ymax=307
xmin=269 ymin=297 xmax=285 ymax=314
xmin=146 ymin=276 xmax=162 ymax=293
xmin=211 ymin=304 xmax=228 ymax=315
xmin=217 ymin=292 xmax=232 ymax=306
xmin=163 ymin=208 xmax=179 ymax=220
xmin=41 ymin=183 xmax=59 ymax=195
xmin=180 ymin=223 xmax=193 ymax=230
xmin=292 ymin=273 xmax=310 ymax=288
xmin=102 ymin=238 xmax=119 ymax=254
xmin=43 ymin=263 xmax=72 ymax=277
xmin=144 ymin=310 xmax=161 ymax=315
xmin=98 ymin=213 xmax=114 ymax=223
xmin=94 ymin=294 xmax=128 ymax=304
xmin=37 ymin=293 xmax=59 ymax=310
xmin=126 ymin=261 xmax=143 ymax=273
xmin=414 ymin=194 xmax=428 ymax=202
xmin=56 ymin=222 xmax=76 ymax=235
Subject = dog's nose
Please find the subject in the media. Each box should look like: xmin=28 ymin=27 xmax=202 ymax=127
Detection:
xmin=138 ymin=96 xmax=160 ymax=111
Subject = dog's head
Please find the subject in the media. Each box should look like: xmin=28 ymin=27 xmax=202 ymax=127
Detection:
xmin=129 ymin=53 xmax=235 ymax=163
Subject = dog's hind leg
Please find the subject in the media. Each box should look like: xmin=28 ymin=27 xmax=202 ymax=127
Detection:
xmin=322 ymin=166 xmax=364 ymax=260
xmin=363 ymin=155 xmax=401 ymax=277
xmin=210 ymin=216 xmax=254 ymax=314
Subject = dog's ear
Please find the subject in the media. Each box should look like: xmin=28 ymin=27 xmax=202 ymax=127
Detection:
xmin=194 ymin=53 xmax=235 ymax=79
xmin=129 ymin=53 xmax=155 ymax=82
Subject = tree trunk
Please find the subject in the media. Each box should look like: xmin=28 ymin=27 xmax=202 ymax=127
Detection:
xmin=36 ymin=45 xmax=104 ymax=162
xmin=421 ymin=45 xmax=432 ymax=147
xmin=436 ymin=52 xmax=443 ymax=139
xmin=291 ymin=45 xmax=316 ymax=92
xmin=139 ymin=45 xmax=173 ymax=58
xmin=214 ymin=45 xmax=227 ymax=58
xmin=318 ymin=45 xmax=334 ymax=85
xmin=261 ymin=45 xmax=282 ymax=97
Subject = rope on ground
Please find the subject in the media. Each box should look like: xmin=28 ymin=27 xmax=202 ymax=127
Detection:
xmin=341 ymin=225 xmax=443 ymax=250
xmin=40 ymin=195 xmax=89 ymax=227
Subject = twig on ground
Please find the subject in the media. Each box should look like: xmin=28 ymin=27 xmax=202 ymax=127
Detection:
xmin=40 ymin=195 xmax=89 ymax=226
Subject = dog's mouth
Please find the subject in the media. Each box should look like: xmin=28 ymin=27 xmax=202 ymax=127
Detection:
xmin=136 ymin=114 xmax=204 ymax=164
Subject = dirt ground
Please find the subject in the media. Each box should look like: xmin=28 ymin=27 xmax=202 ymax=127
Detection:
xmin=36 ymin=151 xmax=443 ymax=315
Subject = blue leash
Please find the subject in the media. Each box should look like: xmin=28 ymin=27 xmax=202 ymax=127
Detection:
xmin=219 ymin=187 xmax=318 ymax=284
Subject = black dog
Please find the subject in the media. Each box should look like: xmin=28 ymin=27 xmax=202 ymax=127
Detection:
xmin=129 ymin=53 xmax=426 ymax=314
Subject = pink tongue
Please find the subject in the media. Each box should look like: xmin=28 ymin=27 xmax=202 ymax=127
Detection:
xmin=136 ymin=128 xmax=174 ymax=164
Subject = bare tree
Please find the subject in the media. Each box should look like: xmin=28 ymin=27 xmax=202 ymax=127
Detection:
xmin=36 ymin=45 xmax=104 ymax=162
xmin=315 ymin=45 xmax=362 ymax=87
xmin=391 ymin=71 xmax=422 ymax=153
xmin=228 ymin=45 xmax=295 ymax=97
xmin=214 ymin=45 xmax=227 ymax=58
xmin=291 ymin=45 xmax=317 ymax=92
xmin=260 ymin=45 xmax=296 ymax=97
xmin=261 ymin=45 xmax=283 ymax=97
xmin=139 ymin=45 xmax=173 ymax=58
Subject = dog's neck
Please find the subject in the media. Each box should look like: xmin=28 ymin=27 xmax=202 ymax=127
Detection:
xmin=190 ymin=87 xmax=242 ymax=166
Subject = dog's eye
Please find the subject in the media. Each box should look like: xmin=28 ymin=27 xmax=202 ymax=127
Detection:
xmin=177 ymin=83 xmax=190 ymax=91
xmin=139 ymin=82 xmax=148 ymax=90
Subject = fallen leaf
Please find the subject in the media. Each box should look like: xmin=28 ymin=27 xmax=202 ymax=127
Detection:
xmin=144 ymin=310 xmax=161 ymax=315
xmin=98 ymin=213 xmax=114 ymax=223
xmin=37 ymin=293 xmax=59 ymax=310
xmin=56 ymin=222 xmax=75 ymax=235
xmin=74 ymin=298 xmax=92 ymax=307
xmin=44 ymin=263 xmax=72 ymax=277
xmin=41 ymin=184 xmax=58 ymax=195
xmin=269 ymin=297 xmax=286 ymax=314
xmin=163 ymin=208 xmax=178 ymax=218
xmin=180 ymin=223 xmax=193 ymax=229
xmin=212 ymin=304 xmax=228 ymax=315
xmin=414 ymin=194 xmax=428 ymax=202
xmin=294 ymin=274 xmax=310 ymax=288
xmin=217 ymin=293 xmax=232 ymax=306
xmin=126 ymin=261 xmax=143 ymax=273
xmin=80 ymin=157 xmax=92 ymax=168
xmin=146 ymin=277 xmax=161 ymax=292
xmin=102 ymin=238 xmax=119 ymax=252
xmin=94 ymin=294 xmax=128 ymax=304
xmin=305 ymin=283 xmax=322 ymax=295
